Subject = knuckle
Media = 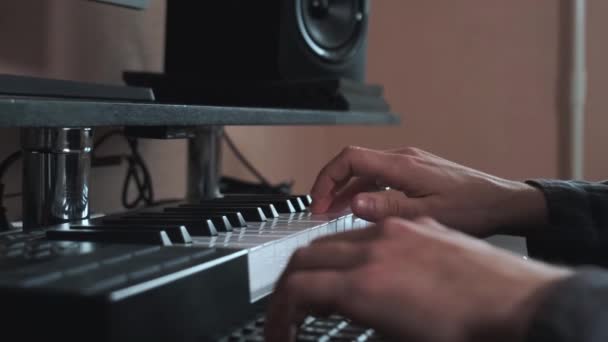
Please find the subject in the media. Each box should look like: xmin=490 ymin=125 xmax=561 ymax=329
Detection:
xmin=414 ymin=216 xmax=438 ymax=226
xmin=385 ymin=196 xmax=403 ymax=217
xmin=342 ymin=145 xmax=363 ymax=158
xmin=401 ymin=146 xmax=421 ymax=156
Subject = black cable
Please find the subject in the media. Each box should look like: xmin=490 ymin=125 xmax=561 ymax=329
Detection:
xmin=121 ymin=137 xmax=154 ymax=209
xmin=0 ymin=151 xmax=22 ymax=181
xmin=223 ymin=133 xmax=272 ymax=186
xmin=0 ymin=150 xmax=21 ymax=231
xmin=93 ymin=130 xmax=155 ymax=209
xmin=93 ymin=129 xmax=125 ymax=150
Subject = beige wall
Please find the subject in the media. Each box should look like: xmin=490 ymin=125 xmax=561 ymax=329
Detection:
xmin=0 ymin=0 xmax=607 ymax=221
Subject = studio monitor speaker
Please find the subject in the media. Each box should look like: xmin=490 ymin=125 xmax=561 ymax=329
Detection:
xmin=164 ymin=0 xmax=370 ymax=82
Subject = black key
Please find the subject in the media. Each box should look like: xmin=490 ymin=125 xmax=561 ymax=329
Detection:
xmin=340 ymin=325 xmax=368 ymax=334
xmin=164 ymin=207 xmax=267 ymax=222
xmin=242 ymin=325 xmax=259 ymax=335
xmin=311 ymin=320 xmax=339 ymax=329
xmin=229 ymin=332 xmax=244 ymax=341
xmin=205 ymin=199 xmax=297 ymax=213
xmin=300 ymin=195 xmax=313 ymax=206
xmin=99 ymin=219 xmax=218 ymax=237
xmin=134 ymin=212 xmax=246 ymax=228
xmin=254 ymin=317 xmax=266 ymax=326
xmin=224 ymin=194 xmax=310 ymax=210
xmin=107 ymin=215 xmax=232 ymax=232
xmin=103 ymin=216 xmax=229 ymax=231
xmin=300 ymin=326 xmax=330 ymax=335
xmin=71 ymin=225 xmax=192 ymax=244
xmin=296 ymin=333 xmax=324 ymax=341
xmin=46 ymin=229 xmax=173 ymax=246
xmin=179 ymin=204 xmax=279 ymax=218
xmin=330 ymin=331 xmax=363 ymax=339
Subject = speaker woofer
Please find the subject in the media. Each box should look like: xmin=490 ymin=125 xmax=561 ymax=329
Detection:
xmin=297 ymin=0 xmax=367 ymax=63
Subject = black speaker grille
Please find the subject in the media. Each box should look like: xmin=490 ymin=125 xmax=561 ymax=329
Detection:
xmin=298 ymin=0 xmax=367 ymax=63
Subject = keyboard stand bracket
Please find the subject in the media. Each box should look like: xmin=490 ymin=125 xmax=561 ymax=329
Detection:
xmin=187 ymin=126 xmax=223 ymax=201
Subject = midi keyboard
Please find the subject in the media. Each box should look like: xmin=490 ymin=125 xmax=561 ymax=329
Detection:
xmin=0 ymin=194 xmax=379 ymax=341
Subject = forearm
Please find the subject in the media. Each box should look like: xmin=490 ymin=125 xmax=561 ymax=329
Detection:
xmin=489 ymin=179 xmax=549 ymax=237
xmin=526 ymin=267 xmax=608 ymax=342
xmin=524 ymin=180 xmax=608 ymax=266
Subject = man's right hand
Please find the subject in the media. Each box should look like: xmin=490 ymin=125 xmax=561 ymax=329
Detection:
xmin=310 ymin=146 xmax=548 ymax=237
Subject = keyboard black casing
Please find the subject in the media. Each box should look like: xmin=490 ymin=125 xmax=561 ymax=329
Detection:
xmin=0 ymin=239 xmax=251 ymax=342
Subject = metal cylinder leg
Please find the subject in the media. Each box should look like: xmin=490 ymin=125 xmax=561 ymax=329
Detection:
xmin=21 ymin=128 xmax=93 ymax=231
xmin=187 ymin=126 xmax=223 ymax=201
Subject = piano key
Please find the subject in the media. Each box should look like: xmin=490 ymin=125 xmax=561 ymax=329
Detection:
xmin=71 ymin=225 xmax=193 ymax=244
xmin=208 ymin=198 xmax=299 ymax=213
xmin=163 ymin=207 xmax=267 ymax=222
xmin=133 ymin=212 xmax=247 ymax=228
xmin=201 ymin=199 xmax=296 ymax=213
xmin=100 ymin=218 xmax=218 ymax=237
xmin=300 ymin=195 xmax=313 ymax=206
xmin=223 ymin=194 xmax=310 ymax=209
xmin=179 ymin=204 xmax=279 ymax=218
xmin=110 ymin=215 xmax=234 ymax=232
xmin=46 ymin=229 xmax=173 ymax=246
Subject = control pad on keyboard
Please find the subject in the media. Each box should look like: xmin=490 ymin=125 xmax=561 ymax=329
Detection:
xmin=223 ymin=315 xmax=385 ymax=342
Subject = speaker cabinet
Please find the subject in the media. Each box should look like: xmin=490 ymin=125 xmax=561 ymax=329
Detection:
xmin=164 ymin=0 xmax=370 ymax=82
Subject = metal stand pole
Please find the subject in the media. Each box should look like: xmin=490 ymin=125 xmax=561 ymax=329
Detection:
xmin=186 ymin=126 xmax=223 ymax=202
xmin=21 ymin=128 xmax=93 ymax=231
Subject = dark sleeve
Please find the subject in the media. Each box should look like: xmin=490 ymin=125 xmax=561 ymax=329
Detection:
xmin=525 ymin=179 xmax=608 ymax=267
xmin=526 ymin=267 xmax=608 ymax=342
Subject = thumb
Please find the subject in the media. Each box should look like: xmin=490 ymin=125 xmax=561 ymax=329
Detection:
xmin=351 ymin=190 xmax=423 ymax=222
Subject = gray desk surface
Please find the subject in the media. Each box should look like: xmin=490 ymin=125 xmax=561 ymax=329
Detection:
xmin=0 ymin=97 xmax=401 ymax=127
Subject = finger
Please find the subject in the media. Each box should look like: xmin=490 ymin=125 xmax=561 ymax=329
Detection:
xmin=286 ymin=242 xmax=367 ymax=272
xmin=265 ymin=271 xmax=345 ymax=342
xmin=411 ymin=216 xmax=452 ymax=234
xmin=351 ymin=191 xmax=425 ymax=222
xmin=311 ymin=225 xmax=380 ymax=245
xmin=325 ymin=177 xmax=377 ymax=213
xmin=273 ymin=238 xmax=370 ymax=302
xmin=310 ymin=147 xmax=421 ymax=213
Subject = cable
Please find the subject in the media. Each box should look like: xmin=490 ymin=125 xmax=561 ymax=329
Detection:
xmin=223 ymin=133 xmax=272 ymax=186
xmin=0 ymin=150 xmax=21 ymax=231
xmin=93 ymin=130 xmax=155 ymax=209
xmin=93 ymin=129 xmax=125 ymax=150
xmin=121 ymin=137 xmax=154 ymax=209
xmin=0 ymin=151 xmax=22 ymax=181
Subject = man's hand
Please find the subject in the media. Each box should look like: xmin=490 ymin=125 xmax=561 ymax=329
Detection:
xmin=310 ymin=146 xmax=548 ymax=237
xmin=265 ymin=217 xmax=571 ymax=342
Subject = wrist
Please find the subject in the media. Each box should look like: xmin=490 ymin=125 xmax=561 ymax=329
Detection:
xmin=500 ymin=266 xmax=574 ymax=342
xmin=469 ymin=261 xmax=573 ymax=342
xmin=491 ymin=180 xmax=549 ymax=236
